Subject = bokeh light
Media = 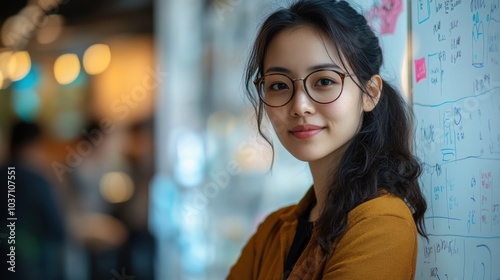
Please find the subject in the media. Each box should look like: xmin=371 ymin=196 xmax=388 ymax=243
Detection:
xmin=8 ymin=51 xmax=31 ymax=81
xmin=83 ymin=44 xmax=111 ymax=75
xmin=11 ymin=64 xmax=40 ymax=121
xmin=0 ymin=51 xmax=13 ymax=81
xmin=100 ymin=172 xmax=135 ymax=203
xmin=54 ymin=53 xmax=81 ymax=85
xmin=12 ymin=89 xmax=40 ymax=122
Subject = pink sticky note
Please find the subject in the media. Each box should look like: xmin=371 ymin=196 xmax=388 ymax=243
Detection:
xmin=380 ymin=0 xmax=403 ymax=34
xmin=365 ymin=0 xmax=403 ymax=35
xmin=414 ymin=57 xmax=427 ymax=83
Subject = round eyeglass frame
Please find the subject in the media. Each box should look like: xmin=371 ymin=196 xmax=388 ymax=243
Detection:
xmin=253 ymin=69 xmax=355 ymax=108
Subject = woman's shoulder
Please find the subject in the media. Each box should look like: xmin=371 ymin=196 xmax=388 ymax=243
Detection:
xmin=326 ymin=194 xmax=419 ymax=279
xmin=347 ymin=193 xmax=415 ymax=226
xmin=331 ymin=193 xmax=418 ymax=264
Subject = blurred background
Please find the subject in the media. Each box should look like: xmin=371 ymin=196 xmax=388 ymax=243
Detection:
xmin=0 ymin=0 xmax=313 ymax=279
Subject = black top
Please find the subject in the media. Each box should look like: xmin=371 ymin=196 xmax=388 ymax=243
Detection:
xmin=283 ymin=210 xmax=314 ymax=278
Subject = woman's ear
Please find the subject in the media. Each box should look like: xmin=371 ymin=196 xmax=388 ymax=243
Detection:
xmin=363 ymin=75 xmax=383 ymax=112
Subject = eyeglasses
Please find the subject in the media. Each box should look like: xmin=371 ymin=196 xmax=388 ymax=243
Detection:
xmin=254 ymin=69 xmax=354 ymax=107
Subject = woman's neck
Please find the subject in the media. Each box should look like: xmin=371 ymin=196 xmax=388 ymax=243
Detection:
xmin=307 ymin=148 xmax=345 ymax=222
xmin=308 ymin=160 xmax=334 ymax=221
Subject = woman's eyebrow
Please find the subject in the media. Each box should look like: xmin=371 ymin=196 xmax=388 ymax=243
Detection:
xmin=307 ymin=63 xmax=341 ymax=71
xmin=264 ymin=63 xmax=342 ymax=74
xmin=264 ymin=66 xmax=291 ymax=74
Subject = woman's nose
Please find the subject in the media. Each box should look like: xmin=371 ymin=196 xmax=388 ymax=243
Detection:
xmin=289 ymin=81 xmax=315 ymax=117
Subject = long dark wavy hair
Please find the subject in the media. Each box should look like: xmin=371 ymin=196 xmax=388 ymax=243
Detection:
xmin=244 ymin=0 xmax=427 ymax=254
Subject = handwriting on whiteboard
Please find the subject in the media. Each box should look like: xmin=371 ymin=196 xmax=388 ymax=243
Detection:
xmin=413 ymin=0 xmax=500 ymax=279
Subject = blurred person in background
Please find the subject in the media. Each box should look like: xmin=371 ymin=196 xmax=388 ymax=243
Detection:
xmin=65 ymin=119 xmax=155 ymax=280
xmin=0 ymin=120 xmax=66 ymax=280
xmin=64 ymin=119 xmax=127 ymax=279
xmin=228 ymin=0 xmax=427 ymax=279
xmin=115 ymin=119 xmax=156 ymax=280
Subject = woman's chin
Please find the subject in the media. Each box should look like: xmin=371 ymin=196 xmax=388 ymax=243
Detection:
xmin=288 ymin=151 xmax=322 ymax=163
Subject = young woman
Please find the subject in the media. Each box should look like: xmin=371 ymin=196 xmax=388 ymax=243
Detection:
xmin=227 ymin=0 xmax=427 ymax=279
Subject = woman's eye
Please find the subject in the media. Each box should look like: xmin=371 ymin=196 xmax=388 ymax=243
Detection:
xmin=270 ymin=83 xmax=289 ymax=91
xmin=315 ymin=78 xmax=335 ymax=86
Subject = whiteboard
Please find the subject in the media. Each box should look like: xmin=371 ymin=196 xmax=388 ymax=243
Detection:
xmin=411 ymin=0 xmax=500 ymax=279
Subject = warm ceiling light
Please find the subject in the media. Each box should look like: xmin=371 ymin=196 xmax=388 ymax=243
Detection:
xmin=0 ymin=51 xmax=13 ymax=89
xmin=19 ymin=5 xmax=44 ymax=26
xmin=0 ymin=51 xmax=13 ymax=77
xmin=83 ymin=44 xmax=111 ymax=75
xmin=1 ymin=14 xmax=36 ymax=49
xmin=7 ymin=51 xmax=31 ymax=81
xmin=1 ymin=16 xmax=18 ymax=48
xmin=54 ymin=53 xmax=80 ymax=85
xmin=36 ymin=15 xmax=64 ymax=44
xmin=37 ymin=0 xmax=62 ymax=12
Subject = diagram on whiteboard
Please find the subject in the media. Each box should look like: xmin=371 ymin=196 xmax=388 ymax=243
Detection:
xmin=412 ymin=0 xmax=500 ymax=279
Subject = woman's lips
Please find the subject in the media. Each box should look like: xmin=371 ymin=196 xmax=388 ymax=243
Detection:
xmin=290 ymin=124 xmax=324 ymax=139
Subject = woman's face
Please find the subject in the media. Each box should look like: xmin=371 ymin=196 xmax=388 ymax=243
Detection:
xmin=263 ymin=25 xmax=374 ymax=164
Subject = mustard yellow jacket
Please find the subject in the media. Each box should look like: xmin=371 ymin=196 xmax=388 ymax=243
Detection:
xmin=227 ymin=188 xmax=418 ymax=279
